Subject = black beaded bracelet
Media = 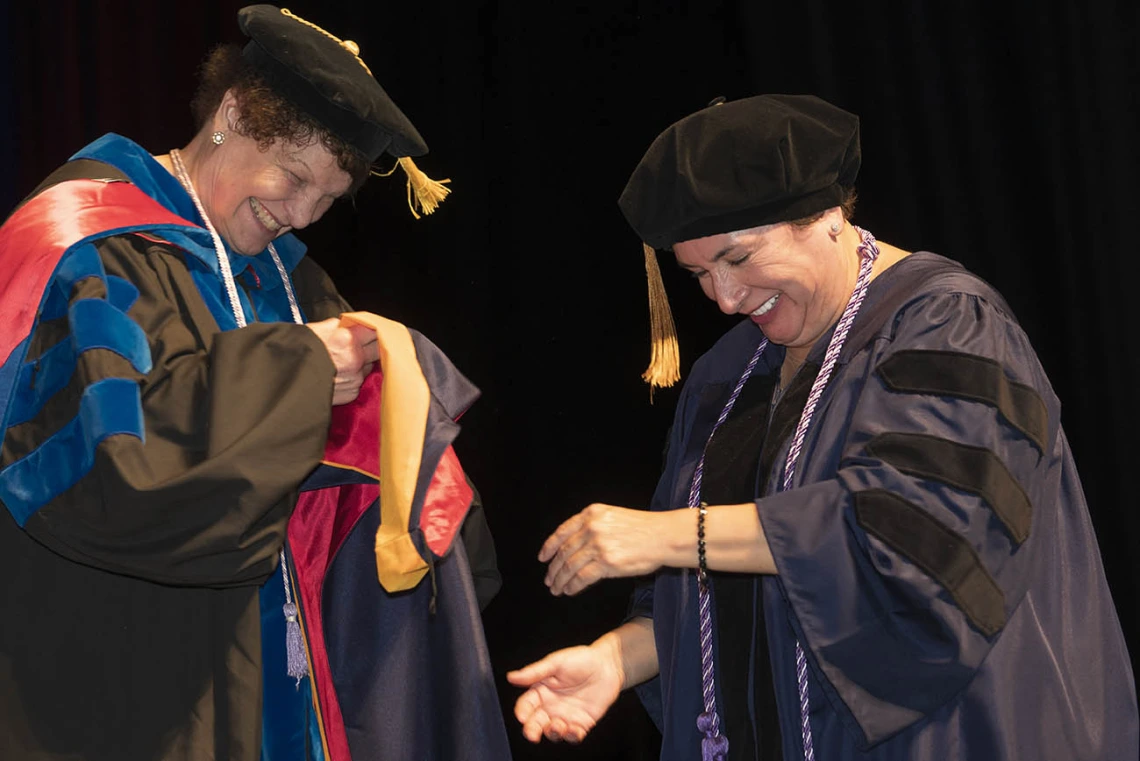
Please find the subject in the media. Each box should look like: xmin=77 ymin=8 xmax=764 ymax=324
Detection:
xmin=697 ymin=505 xmax=708 ymax=579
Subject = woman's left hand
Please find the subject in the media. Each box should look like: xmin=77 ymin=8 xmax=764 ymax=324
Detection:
xmin=540 ymin=504 xmax=681 ymax=596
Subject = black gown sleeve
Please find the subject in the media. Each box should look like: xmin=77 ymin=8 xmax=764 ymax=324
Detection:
xmin=4 ymin=233 xmax=336 ymax=587
xmin=460 ymin=480 xmax=503 ymax=610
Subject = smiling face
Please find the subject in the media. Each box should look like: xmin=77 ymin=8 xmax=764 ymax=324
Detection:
xmin=672 ymin=210 xmax=858 ymax=353
xmin=194 ymin=91 xmax=354 ymax=255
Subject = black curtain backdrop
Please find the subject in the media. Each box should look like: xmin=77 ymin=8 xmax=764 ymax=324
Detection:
xmin=3 ymin=2 xmax=1137 ymax=759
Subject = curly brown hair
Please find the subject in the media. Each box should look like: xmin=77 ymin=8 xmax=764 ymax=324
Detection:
xmin=789 ymin=187 xmax=858 ymax=227
xmin=191 ymin=44 xmax=371 ymax=194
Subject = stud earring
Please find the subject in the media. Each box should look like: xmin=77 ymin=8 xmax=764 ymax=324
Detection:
xmin=829 ymin=221 xmax=842 ymax=234
xmin=211 ymin=131 xmax=226 ymax=146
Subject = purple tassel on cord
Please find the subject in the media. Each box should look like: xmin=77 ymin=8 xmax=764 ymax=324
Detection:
xmin=697 ymin=711 xmax=730 ymax=761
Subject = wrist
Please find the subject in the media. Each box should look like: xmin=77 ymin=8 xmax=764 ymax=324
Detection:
xmin=590 ymin=630 xmax=627 ymax=689
xmin=661 ymin=508 xmax=699 ymax=569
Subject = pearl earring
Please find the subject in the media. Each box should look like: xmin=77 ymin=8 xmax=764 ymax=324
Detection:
xmin=211 ymin=131 xmax=226 ymax=146
xmin=829 ymin=222 xmax=842 ymax=234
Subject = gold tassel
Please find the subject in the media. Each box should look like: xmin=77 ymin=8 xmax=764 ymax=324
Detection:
xmin=369 ymin=158 xmax=452 ymax=218
xmin=398 ymin=157 xmax=451 ymax=219
xmin=641 ymin=242 xmax=680 ymax=397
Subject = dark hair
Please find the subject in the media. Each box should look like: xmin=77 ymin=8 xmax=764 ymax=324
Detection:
xmin=191 ymin=44 xmax=371 ymax=194
xmin=789 ymin=187 xmax=858 ymax=227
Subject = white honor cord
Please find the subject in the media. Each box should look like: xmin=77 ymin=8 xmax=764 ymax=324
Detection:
xmin=169 ymin=148 xmax=307 ymax=676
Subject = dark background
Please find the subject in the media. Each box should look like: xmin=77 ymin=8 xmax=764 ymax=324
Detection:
xmin=2 ymin=1 xmax=1137 ymax=759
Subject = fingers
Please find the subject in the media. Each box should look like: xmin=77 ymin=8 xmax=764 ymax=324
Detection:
xmin=359 ymin=342 xmax=379 ymax=366
xmin=509 ymin=648 xmax=608 ymax=746
xmin=309 ymin=322 xmax=360 ymax=373
xmin=545 ymin=716 xmax=570 ymax=743
xmin=506 ymin=651 xmax=564 ymax=687
xmin=518 ymin=700 xmax=550 ymax=744
xmin=560 ymin=560 xmax=607 ymax=597
xmin=505 ymin=665 xmax=543 ymax=687
xmin=513 ymin=690 xmax=580 ymax=744
xmin=347 ymin=324 xmax=380 ymax=364
xmin=513 ymin=690 xmax=590 ymax=745
xmin=539 ymin=512 xmax=585 ymax=562
xmin=336 ymin=329 xmax=367 ymax=375
xmin=311 ymin=321 xmax=376 ymax=373
xmin=546 ymin=717 xmax=588 ymax=744
xmin=542 ymin=504 xmax=622 ymax=595
xmin=331 ymin=377 xmax=363 ymax=404
xmin=547 ymin=546 xmax=598 ymax=596
xmin=345 ymin=322 xmax=377 ymax=345
xmin=513 ymin=688 xmax=542 ymax=724
xmin=314 ymin=322 xmax=381 ymax=406
xmin=544 ymin=528 xmax=592 ymax=589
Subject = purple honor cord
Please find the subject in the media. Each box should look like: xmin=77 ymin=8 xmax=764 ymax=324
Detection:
xmin=686 ymin=341 xmax=764 ymax=761
xmin=686 ymin=227 xmax=880 ymax=761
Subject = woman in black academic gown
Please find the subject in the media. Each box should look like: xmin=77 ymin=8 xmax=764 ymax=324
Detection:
xmin=0 ymin=6 xmax=498 ymax=761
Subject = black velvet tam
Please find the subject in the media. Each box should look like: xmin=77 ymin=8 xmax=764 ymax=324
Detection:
xmin=619 ymin=94 xmax=861 ymax=249
xmin=238 ymin=4 xmax=428 ymax=161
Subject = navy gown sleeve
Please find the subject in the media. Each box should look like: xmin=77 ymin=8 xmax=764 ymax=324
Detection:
xmin=0 ymin=234 xmax=335 ymax=587
xmin=758 ymin=289 xmax=1060 ymax=745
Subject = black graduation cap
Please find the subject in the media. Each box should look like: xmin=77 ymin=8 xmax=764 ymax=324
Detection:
xmin=620 ymin=94 xmax=860 ymax=250
xmin=238 ymin=5 xmax=450 ymax=216
xmin=618 ymin=95 xmax=862 ymax=390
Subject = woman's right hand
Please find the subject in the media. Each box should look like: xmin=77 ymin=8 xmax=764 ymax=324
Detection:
xmin=507 ymin=640 xmax=624 ymax=744
xmin=305 ymin=318 xmax=379 ymax=405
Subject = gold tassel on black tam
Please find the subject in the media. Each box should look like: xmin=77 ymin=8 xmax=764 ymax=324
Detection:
xmin=641 ymin=243 xmax=680 ymax=397
xmin=264 ymin=8 xmax=451 ymax=219
xmin=372 ymin=158 xmax=452 ymax=219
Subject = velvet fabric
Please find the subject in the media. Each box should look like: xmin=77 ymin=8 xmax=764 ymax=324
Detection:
xmin=0 ymin=377 xmax=144 ymax=525
xmin=8 ymin=278 xmax=141 ymax=428
xmin=0 ymin=179 xmax=202 ymax=526
xmin=0 ymin=179 xmax=197 ymax=365
xmin=238 ymin=4 xmax=428 ymax=161
xmin=618 ymin=94 xmax=860 ymax=249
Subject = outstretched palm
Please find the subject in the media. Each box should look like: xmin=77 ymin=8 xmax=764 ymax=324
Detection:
xmin=508 ymin=644 xmax=623 ymax=744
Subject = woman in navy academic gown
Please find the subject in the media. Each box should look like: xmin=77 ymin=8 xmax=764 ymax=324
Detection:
xmin=508 ymin=94 xmax=1138 ymax=761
